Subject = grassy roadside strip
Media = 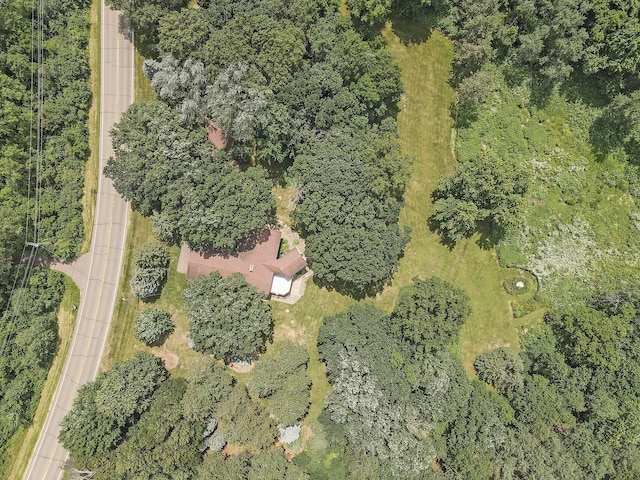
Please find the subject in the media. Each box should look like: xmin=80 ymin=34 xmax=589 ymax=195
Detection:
xmin=5 ymin=278 xmax=80 ymax=480
xmin=100 ymin=212 xmax=198 ymax=374
xmin=80 ymin=0 xmax=101 ymax=254
xmin=99 ymin=48 xmax=150 ymax=372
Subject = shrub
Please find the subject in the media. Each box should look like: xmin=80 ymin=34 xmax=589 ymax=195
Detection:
xmin=134 ymin=308 xmax=174 ymax=344
xmin=130 ymin=242 xmax=170 ymax=298
xmin=278 ymin=238 xmax=290 ymax=257
xmin=134 ymin=242 xmax=170 ymax=269
xmin=278 ymin=424 xmax=301 ymax=444
xmin=206 ymin=432 xmax=226 ymax=452
xmin=130 ymin=268 xmax=165 ymax=299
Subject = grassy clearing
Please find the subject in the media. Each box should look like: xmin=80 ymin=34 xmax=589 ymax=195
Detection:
xmin=376 ymin=20 xmax=542 ymax=373
xmin=5 ymin=277 xmax=79 ymax=480
xmin=100 ymin=215 xmax=200 ymax=376
xmin=494 ymin=88 xmax=640 ymax=308
xmin=80 ymin=0 xmax=101 ymax=254
xmin=134 ymin=48 xmax=155 ymax=101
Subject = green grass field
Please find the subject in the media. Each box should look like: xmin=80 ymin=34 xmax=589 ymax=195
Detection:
xmin=377 ymin=21 xmax=541 ymax=372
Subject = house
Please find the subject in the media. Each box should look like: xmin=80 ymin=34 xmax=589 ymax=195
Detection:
xmin=177 ymin=229 xmax=307 ymax=297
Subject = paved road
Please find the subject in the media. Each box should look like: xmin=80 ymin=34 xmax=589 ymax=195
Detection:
xmin=23 ymin=3 xmax=133 ymax=479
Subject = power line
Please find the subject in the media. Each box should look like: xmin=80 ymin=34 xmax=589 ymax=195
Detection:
xmin=0 ymin=0 xmax=45 ymax=357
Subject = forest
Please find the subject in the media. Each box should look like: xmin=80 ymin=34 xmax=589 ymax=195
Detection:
xmin=0 ymin=0 xmax=92 ymax=470
xmin=9 ymin=0 xmax=640 ymax=478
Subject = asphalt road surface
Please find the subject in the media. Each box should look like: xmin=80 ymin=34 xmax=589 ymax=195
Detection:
xmin=23 ymin=3 xmax=133 ymax=479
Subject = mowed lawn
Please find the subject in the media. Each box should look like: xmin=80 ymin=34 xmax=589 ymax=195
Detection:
xmin=378 ymin=21 xmax=527 ymax=372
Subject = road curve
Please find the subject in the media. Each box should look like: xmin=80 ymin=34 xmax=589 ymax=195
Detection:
xmin=23 ymin=3 xmax=133 ymax=479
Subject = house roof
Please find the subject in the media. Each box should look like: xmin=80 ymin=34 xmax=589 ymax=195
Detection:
xmin=269 ymin=249 xmax=308 ymax=278
xmin=206 ymin=119 xmax=228 ymax=150
xmin=181 ymin=229 xmax=307 ymax=295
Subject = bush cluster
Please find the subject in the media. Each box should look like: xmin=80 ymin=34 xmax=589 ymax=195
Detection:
xmin=130 ymin=243 xmax=170 ymax=299
xmin=133 ymin=308 xmax=174 ymax=345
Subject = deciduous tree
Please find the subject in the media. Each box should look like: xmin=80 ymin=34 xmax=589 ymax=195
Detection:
xmin=248 ymin=341 xmax=311 ymax=425
xmin=433 ymin=149 xmax=530 ymax=242
xmin=392 ymin=276 xmax=471 ymax=354
xmin=184 ymin=272 xmax=272 ymax=361
xmin=474 ymin=347 xmax=525 ymax=393
xmin=59 ymin=353 xmax=168 ymax=466
xmin=133 ymin=308 xmax=174 ymax=345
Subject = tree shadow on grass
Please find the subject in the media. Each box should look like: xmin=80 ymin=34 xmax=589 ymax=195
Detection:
xmin=311 ymin=272 xmax=387 ymax=301
xmin=147 ymin=327 xmax=174 ymax=348
xmin=474 ymin=220 xmax=501 ymax=251
xmin=427 ymin=215 xmax=501 ymax=252
xmin=426 ymin=215 xmax=458 ymax=252
xmin=559 ymin=70 xmax=611 ymax=109
xmin=348 ymin=11 xmax=434 ymax=46
xmin=389 ymin=13 xmax=435 ymax=45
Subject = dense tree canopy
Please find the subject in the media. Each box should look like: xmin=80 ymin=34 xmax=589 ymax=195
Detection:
xmin=248 ymin=341 xmax=311 ymax=426
xmin=546 ymin=304 xmax=634 ymax=371
xmin=181 ymin=358 xmax=234 ymax=422
xmin=184 ymin=272 xmax=272 ymax=361
xmin=291 ymin=126 xmax=410 ymax=293
xmin=199 ymin=448 xmax=309 ymax=480
xmin=98 ymin=378 xmax=202 ymax=480
xmin=317 ymin=289 xmax=640 ymax=478
xmin=59 ymin=353 xmax=168 ymax=467
xmin=108 ymin=0 xmax=408 ymax=291
xmin=318 ymin=304 xmax=435 ymax=477
xmin=105 ymin=101 xmax=208 ymax=216
xmin=0 ymin=0 xmax=92 ymax=261
xmin=392 ymin=276 xmax=471 ymax=353
xmin=215 ymin=385 xmax=277 ymax=450
xmin=0 ymin=269 xmax=65 ymax=459
xmin=0 ymin=0 xmax=91 ymax=464
xmin=474 ymin=347 xmax=525 ymax=393
xmin=105 ymin=102 xmax=274 ymax=250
